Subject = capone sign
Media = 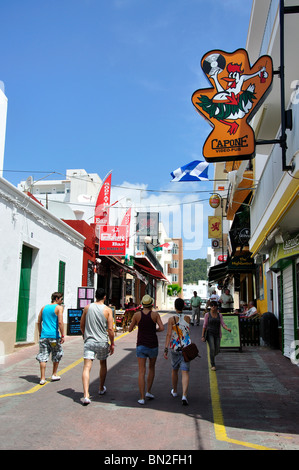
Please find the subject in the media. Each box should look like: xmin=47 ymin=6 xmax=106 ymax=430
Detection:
xmin=192 ymin=49 xmax=273 ymax=162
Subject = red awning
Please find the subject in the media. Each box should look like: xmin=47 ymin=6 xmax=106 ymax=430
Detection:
xmin=134 ymin=262 xmax=168 ymax=282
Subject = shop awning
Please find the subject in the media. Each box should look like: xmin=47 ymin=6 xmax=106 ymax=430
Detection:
xmin=226 ymin=169 xmax=253 ymax=221
xmin=208 ymin=261 xmax=229 ymax=282
xmin=134 ymin=261 xmax=169 ymax=282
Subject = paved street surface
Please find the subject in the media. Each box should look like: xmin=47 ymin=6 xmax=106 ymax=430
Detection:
xmin=1 ymin=311 xmax=299 ymax=455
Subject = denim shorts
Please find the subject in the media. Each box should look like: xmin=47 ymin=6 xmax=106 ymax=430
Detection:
xmin=136 ymin=345 xmax=159 ymax=359
xmin=170 ymin=350 xmax=190 ymax=372
xmin=84 ymin=339 xmax=109 ymax=360
xmin=36 ymin=338 xmax=64 ymax=363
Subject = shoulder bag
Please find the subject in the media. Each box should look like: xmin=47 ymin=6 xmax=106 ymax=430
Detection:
xmin=174 ymin=317 xmax=200 ymax=362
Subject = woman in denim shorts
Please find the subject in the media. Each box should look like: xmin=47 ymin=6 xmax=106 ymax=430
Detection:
xmin=164 ymin=298 xmax=191 ymax=406
xmin=129 ymin=295 xmax=164 ymax=405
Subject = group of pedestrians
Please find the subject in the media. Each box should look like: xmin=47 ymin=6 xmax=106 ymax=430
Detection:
xmin=36 ymin=289 xmax=231 ymax=406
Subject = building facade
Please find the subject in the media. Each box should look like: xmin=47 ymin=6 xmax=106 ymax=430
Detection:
xmin=0 ymin=177 xmax=85 ymax=355
xmin=209 ymin=0 xmax=299 ymax=362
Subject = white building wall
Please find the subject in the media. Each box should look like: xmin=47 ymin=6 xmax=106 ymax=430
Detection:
xmin=0 ymin=177 xmax=85 ymax=354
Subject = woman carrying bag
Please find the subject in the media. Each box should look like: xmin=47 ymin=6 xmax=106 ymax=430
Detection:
xmin=164 ymin=298 xmax=191 ymax=406
xmin=202 ymin=301 xmax=231 ymax=371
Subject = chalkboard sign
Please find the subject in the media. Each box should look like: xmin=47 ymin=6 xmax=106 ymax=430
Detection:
xmin=67 ymin=308 xmax=83 ymax=336
xmin=220 ymin=314 xmax=242 ymax=351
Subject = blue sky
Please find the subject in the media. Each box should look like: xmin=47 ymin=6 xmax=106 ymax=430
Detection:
xmin=1 ymin=0 xmax=253 ymax=259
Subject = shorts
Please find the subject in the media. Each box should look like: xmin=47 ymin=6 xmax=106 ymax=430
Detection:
xmin=170 ymin=350 xmax=190 ymax=372
xmin=136 ymin=345 xmax=159 ymax=359
xmin=36 ymin=338 xmax=64 ymax=363
xmin=83 ymin=339 xmax=109 ymax=360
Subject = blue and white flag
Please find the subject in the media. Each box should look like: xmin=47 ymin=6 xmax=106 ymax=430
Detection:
xmin=170 ymin=160 xmax=209 ymax=182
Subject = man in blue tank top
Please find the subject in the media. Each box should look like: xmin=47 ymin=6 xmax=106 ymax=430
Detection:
xmin=36 ymin=292 xmax=65 ymax=385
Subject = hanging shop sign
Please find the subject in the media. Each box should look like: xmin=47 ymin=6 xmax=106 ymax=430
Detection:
xmin=208 ymin=216 xmax=222 ymax=239
xmin=228 ymin=253 xmax=255 ymax=271
xmin=269 ymin=232 xmax=299 ymax=271
xmin=212 ymin=239 xmax=220 ymax=248
xmin=209 ymin=194 xmax=221 ymax=208
xmin=99 ymin=225 xmax=127 ymax=256
xmin=192 ymin=49 xmax=273 ymax=162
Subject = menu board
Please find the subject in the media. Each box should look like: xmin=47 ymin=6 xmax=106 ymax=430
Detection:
xmin=67 ymin=309 xmax=83 ymax=336
xmin=220 ymin=314 xmax=242 ymax=351
xmin=77 ymin=287 xmax=95 ymax=308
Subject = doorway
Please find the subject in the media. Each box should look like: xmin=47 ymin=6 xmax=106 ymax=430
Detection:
xmin=16 ymin=245 xmax=33 ymax=342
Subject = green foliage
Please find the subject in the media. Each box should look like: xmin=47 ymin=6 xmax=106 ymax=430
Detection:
xmin=167 ymin=283 xmax=182 ymax=297
xmin=184 ymin=258 xmax=208 ymax=283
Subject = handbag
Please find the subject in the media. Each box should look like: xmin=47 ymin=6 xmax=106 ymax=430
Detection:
xmin=174 ymin=318 xmax=200 ymax=362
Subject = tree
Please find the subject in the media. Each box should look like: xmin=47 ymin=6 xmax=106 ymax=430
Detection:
xmin=183 ymin=258 xmax=208 ymax=283
xmin=167 ymin=283 xmax=182 ymax=297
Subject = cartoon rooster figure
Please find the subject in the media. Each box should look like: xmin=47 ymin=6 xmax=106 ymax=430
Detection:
xmin=196 ymin=53 xmax=269 ymax=135
xmin=192 ymin=49 xmax=273 ymax=162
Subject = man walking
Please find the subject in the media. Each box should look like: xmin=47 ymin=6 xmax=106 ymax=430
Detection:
xmin=36 ymin=292 xmax=65 ymax=385
xmin=80 ymin=288 xmax=115 ymax=405
xmin=191 ymin=291 xmax=201 ymax=326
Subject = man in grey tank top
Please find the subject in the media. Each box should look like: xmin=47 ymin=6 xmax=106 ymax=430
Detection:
xmin=80 ymin=288 xmax=115 ymax=405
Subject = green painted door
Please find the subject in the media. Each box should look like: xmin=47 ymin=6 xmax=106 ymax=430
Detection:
xmin=16 ymin=245 xmax=32 ymax=342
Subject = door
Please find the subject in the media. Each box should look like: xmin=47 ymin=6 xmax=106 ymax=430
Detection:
xmin=16 ymin=245 xmax=32 ymax=342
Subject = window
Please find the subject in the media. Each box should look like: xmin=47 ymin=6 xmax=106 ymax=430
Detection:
xmin=171 ymin=260 xmax=178 ymax=269
xmin=58 ymin=261 xmax=66 ymax=296
xmin=172 ymin=274 xmax=178 ymax=283
xmin=172 ymin=244 xmax=178 ymax=255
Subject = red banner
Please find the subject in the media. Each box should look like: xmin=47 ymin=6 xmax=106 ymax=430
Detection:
xmin=98 ymin=225 xmax=127 ymax=256
xmin=121 ymin=208 xmax=131 ymax=248
xmin=94 ymin=172 xmax=112 ymax=225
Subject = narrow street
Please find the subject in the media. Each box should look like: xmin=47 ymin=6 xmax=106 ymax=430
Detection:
xmin=1 ymin=312 xmax=299 ymax=454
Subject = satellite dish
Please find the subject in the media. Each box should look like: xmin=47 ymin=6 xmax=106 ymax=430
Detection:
xmin=24 ymin=176 xmax=33 ymax=191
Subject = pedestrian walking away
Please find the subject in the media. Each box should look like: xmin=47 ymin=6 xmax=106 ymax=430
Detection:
xmin=36 ymin=292 xmax=65 ymax=385
xmin=164 ymin=298 xmax=192 ymax=406
xmin=128 ymin=294 xmax=164 ymax=405
xmin=202 ymin=301 xmax=231 ymax=371
xmin=190 ymin=291 xmax=201 ymax=325
xmin=80 ymin=288 xmax=115 ymax=405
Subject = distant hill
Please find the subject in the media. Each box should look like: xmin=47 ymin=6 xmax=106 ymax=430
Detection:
xmin=184 ymin=258 xmax=208 ymax=283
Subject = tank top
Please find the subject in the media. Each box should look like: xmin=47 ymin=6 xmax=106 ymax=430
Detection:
xmin=137 ymin=309 xmax=158 ymax=348
xmin=84 ymin=303 xmax=108 ymax=343
xmin=40 ymin=304 xmax=59 ymax=339
xmin=170 ymin=315 xmax=191 ymax=351
xmin=208 ymin=312 xmax=221 ymax=337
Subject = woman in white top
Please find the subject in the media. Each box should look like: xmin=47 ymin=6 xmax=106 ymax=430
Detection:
xmin=164 ymin=298 xmax=191 ymax=405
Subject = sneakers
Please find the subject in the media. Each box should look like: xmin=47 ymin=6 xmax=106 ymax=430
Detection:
xmin=171 ymin=389 xmax=178 ymax=397
xmin=39 ymin=379 xmax=47 ymax=385
xmin=51 ymin=375 xmax=61 ymax=381
xmin=83 ymin=397 xmax=91 ymax=406
xmin=182 ymin=396 xmax=189 ymax=406
xmin=145 ymin=392 xmax=155 ymax=399
xmin=138 ymin=392 xmax=154 ymax=405
xmin=98 ymin=386 xmax=107 ymax=395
